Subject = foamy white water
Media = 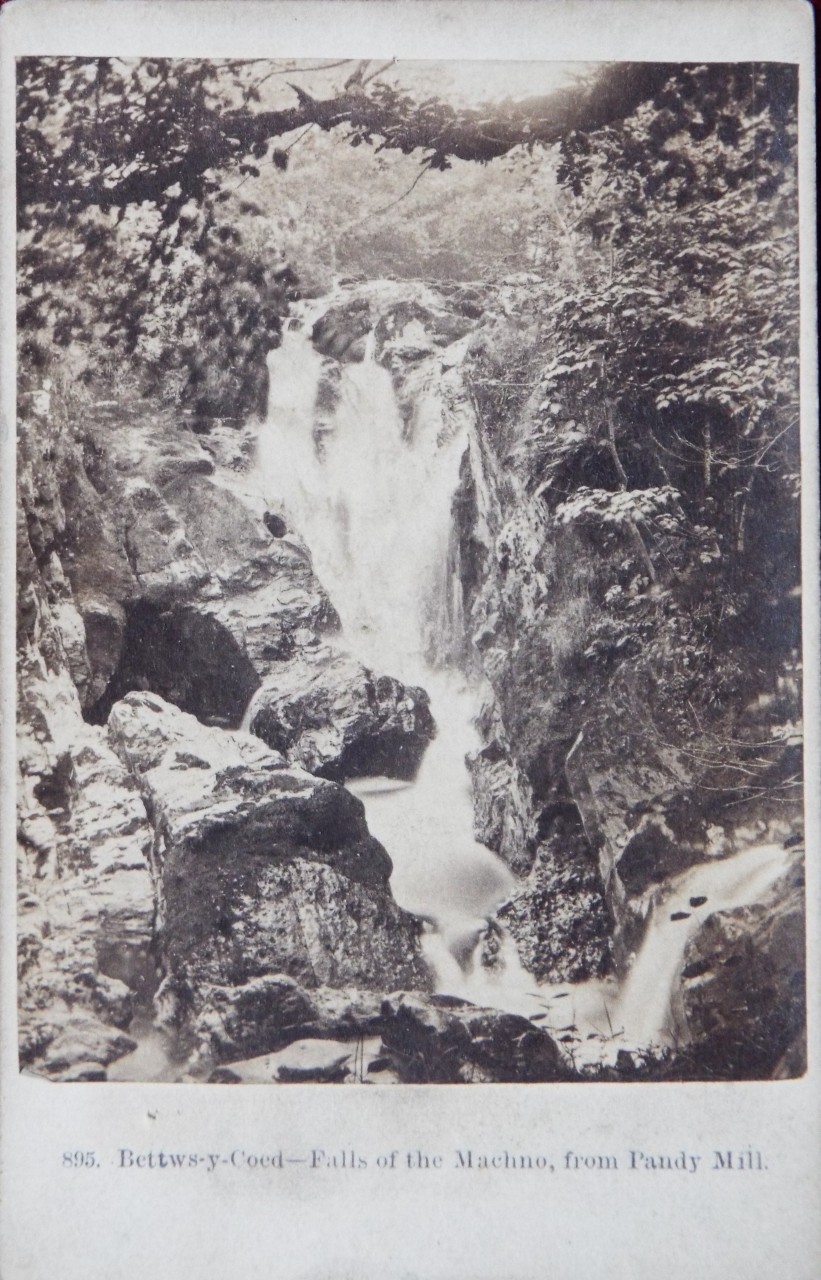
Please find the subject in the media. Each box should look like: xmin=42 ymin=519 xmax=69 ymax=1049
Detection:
xmin=260 ymin=325 xmax=466 ymax=677
xmin=348 ymin=671 xmax=516 ymax=985
xmin=613 ymin=841 xmax=790 ymax=1050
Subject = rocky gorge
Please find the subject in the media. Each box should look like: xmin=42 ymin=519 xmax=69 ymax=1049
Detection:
xmin=16 ymin=276 xmax=805 ymax=1084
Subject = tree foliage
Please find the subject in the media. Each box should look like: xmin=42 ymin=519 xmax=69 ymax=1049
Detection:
xmin=468 ymin=61 xmax=800 ymax=797
xmin=16 ymin=57 xmax=677 ymax=413
xmin=17 ymin=55 xmax=802 ymax=811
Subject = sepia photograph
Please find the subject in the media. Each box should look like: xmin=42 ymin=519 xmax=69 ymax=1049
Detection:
xmin=14 ymin=49 xmax=808 ymax=1087
xmin=2 ymin=3 xmax=819 ymax=1278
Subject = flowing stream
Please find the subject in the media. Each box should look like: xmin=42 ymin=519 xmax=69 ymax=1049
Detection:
xmin=259 ymin=317 xmax=522 ymax=976
xmin=256 ymin=303 xmax=792 ymax=1068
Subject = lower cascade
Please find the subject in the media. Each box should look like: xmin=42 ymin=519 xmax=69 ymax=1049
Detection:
xmin=255 ymin=306 xmax=794 ymax=1068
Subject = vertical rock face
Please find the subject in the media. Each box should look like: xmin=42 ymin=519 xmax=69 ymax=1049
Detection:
xmin=451 ymin=437 xmax=615 ymax=983
xmin=446 ymin=302 xmax=805 ymax=1073
xmin=17 ymin=636 xmax=155 ymax=1078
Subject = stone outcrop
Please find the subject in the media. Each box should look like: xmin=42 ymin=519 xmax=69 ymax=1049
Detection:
xmin=16 ymin=384 xmax=432 ymax=1079
xmin=310 ymin=283 xmax=476 ymax=373
xmin=376 ymin=992 xmax=566 ymax=1083
xmin=246 ymin=650 xmax=435 ymax=781
xmin=194 ymin=984 xmax=566 ymax=1085
xmin=106 ymin=693 xmax=428 ymax=1049
xmin=452 ymin=449 xmax=614 ymax=982
xmin=90 ymin=457 xmax=340 ymax=725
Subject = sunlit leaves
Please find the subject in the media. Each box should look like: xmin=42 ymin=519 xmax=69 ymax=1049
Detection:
xmin=554 ymin=485 xmax=682 ymax=528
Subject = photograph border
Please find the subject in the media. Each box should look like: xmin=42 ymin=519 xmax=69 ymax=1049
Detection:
xmin=1 ymin=3 xmax=818 ymax=1278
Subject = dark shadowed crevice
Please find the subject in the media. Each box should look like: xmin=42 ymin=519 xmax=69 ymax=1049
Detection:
xmin=85 ymin=599 xmax=260 ymax=728
xmin=314 ymin=729 xmax=432 ymax=783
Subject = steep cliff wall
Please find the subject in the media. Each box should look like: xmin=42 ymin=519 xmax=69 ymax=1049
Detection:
xmin=449 ymin=310 xmax=805 ymax=1075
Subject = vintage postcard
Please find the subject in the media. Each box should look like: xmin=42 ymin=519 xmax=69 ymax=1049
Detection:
xmin=1 ymin=1 xmax=818 ymax=1277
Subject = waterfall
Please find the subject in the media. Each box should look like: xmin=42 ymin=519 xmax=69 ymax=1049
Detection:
xmin=260 ymin=324 xmax=467 ymax=680
xmin=256 ymin=300 xmax=793 ymax=1065
xmin=612 ymin=841 xmax=791 ymax=1049
xmin=258 ymin=316 xmax=516 ymax=997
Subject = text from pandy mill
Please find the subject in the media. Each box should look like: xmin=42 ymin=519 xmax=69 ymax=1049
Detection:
xmin=62 ymin=1147 xmax=769 ymax=1175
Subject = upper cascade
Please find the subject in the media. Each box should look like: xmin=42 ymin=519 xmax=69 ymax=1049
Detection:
xmin=260 ymin=298 xmax=472 ymax=685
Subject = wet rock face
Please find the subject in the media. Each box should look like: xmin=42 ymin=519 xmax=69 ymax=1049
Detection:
xmin=467 ymin=732 xmax=534 ymax=876
xmin=564 ymin=708 xmax=708 ymax=915
xmin=497 ymin=807 xmax=614 ymax=984
xmin=247 ymin=652 xmax=436 ymax=781
xmin=678 ymin=848 xmax=805 ymax=1078
xmin=107 ymin=693 xmax=427 ymax=1018
xmin=312 ymin=301 xmax=372 ymax=362
xmin=446 ymin=441 xmax=614 ymax=983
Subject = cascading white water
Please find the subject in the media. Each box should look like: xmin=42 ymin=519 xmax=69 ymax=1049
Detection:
xmin=257 ymin=302 xmax=793 ymax=1065
xmin=513 ymin=840 xmax=793 ymax=1066
xmin=259 ymin=316 xmax=516 ymax=991
xmin=259 ymin=323 xmax=466 ymax=676
xmin=347 ymin=672 xmax=517 ymax=990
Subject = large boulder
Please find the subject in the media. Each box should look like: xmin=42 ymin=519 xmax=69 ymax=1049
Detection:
xmin=246 ymin=651 xmax=435 ymax=781
xmin=191 ymin=974 xmax=324 ymax=1064
xmin=107 ymin=693 xmax=428 ymax=1013
xmin=91 ymin=470 xmax=340 ymax=725
xmin=377 ymin=992 xmax=566 ymax=1083
xmin=189 ymin=979 xmax=567 ymax=1085
xmin=467 ymin=731 xmax=535 ymax=876
xmin=312 ymin=299 xmax=373 ymax=362
xmin=186 ymin=978 xmax=386 ymax=1074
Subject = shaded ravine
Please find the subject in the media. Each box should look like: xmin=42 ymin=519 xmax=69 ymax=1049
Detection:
xmin=254 ymin=294 xmax=794 ymax=1069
